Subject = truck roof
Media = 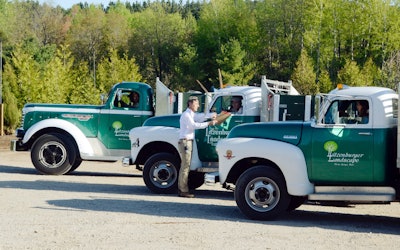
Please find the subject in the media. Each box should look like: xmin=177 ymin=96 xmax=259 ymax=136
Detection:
xmin=329 ymin=85 xmax=396 ymax=99
xmin=214 ymin=86 xmax=261 ymax=95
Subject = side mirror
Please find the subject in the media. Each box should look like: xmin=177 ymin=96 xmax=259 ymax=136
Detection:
xmin=314 ymin=95 xmax=321 ymax=123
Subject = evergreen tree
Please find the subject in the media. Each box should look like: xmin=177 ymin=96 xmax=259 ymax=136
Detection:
xmin=291 ymin=49 xmax=318 ymax=95
xmin=216 ymin=38 xmax=255 ymax=86
xmin=97 ymin=48 xmax=143 ymax=92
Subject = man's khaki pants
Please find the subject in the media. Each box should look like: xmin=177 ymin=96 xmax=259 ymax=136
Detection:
xmin=178 ymin=139 xmax=192 ymax=193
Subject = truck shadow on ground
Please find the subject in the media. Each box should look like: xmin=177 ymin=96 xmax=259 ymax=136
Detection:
xmin=0 ymin=164 xmax=141 ymax=177
xmin=45 ymin=196 xmax=400 ymax=235
xmin=0 ymin=178 xmax=233 ymax=200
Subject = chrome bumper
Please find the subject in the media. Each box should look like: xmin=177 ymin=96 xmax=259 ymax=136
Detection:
xmin=10 ymin=139 xmax=27 ymax=151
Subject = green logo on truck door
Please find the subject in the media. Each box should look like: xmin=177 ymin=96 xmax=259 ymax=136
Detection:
xmin=324 ymin=140 xmax=364 ymax=166
xmin=112 ymin=121 xmax=130 ymax=137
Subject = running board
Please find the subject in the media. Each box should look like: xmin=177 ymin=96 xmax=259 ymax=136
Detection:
xmin=308 ymin=186 xmax=396 ymax=202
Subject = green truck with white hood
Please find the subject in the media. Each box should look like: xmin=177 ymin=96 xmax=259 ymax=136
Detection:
xmin=10 ymin=79 xmax=183 ymax=175
xmin=214 ymin=84 xmax=400 ymax=220
xmin=128 ymin=76 xmax=311 ymax=193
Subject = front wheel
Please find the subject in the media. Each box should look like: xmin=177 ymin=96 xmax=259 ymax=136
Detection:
xmin=31 ymin=133 xmax=77 ymax=175
xmin=143 ymin=153 xmax=180 ymax=194
xmin=235 ymin=165 xmax=290 ymax=220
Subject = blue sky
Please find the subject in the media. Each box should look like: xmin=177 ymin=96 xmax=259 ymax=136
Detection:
xmin=38 ymin=0 xmax=143 ymax=9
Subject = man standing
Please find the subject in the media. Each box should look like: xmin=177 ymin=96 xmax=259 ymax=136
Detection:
xmin=178 ymin=96 xmax=216 ymax=198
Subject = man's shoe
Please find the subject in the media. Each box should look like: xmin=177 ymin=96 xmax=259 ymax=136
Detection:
xmin=178 ymin=192 xmax=195 ymax=198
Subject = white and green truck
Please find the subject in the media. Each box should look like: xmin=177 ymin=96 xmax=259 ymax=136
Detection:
xmin=214 ymin=84 xmax=400 ymax=220
xmin=128 ymin=76 xmax=311 ymax=193
xmin=10 ymin=79 xmax=184 ymax=175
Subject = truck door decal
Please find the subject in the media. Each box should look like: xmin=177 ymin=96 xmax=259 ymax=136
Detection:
xmin=324 ymin=140 xmax=365 ymax=166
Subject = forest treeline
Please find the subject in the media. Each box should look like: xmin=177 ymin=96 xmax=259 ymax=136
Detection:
xmin=1 ymin=0 xmax=400 ymax=132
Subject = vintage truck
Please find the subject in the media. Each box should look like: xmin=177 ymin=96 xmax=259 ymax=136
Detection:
xmin=214 ymin=84 xmax=400 ymax=220
xmin=128 ymin=76 xmax=311 ymax=193
xmin=10 ymin=79 xmax=184 ymax=175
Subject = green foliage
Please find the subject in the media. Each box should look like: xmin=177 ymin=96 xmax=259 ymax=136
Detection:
xmin=216 ymin=38 xmax=255 ymax=86
xmin=129 ymin=2 xmax=196 ymax=85
xmin=337 ymin=59 xmax=364 ymax=86
xmin=68 ymin=62 xmax=100 ymax=104
xmin=3 ymin=0 xmax=400 ymax=131
xmin=96 ymin=48 xmax=143 ymax=92
xmin=2 ymin=79 xmax=20 ymax=133
xmin=291 ymin=49 xmax=318 ymax=95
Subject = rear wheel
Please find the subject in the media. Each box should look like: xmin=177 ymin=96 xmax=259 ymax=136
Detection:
xmin=143 ymin=153 xmax=180 ymax=194
xmin=31 ymin=133 xmax=76 ymax=175
xmin=235 ymin=165 xmax=290 ymax=220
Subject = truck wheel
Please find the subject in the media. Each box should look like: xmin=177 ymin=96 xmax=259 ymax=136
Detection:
xmin=287 ymin=196 xmax=306 ymax=211
xmin=31 ymin=133 xmax=76 ymax=175
xmin=67 ymin=157 xmax=82 ymax=174
xmin=188 ymin=172 xmax=205 ymax=190
xmin=143 ymin=153 xmax=179 ymax=194
xmin=235 ymin=165 xmax=290 ymax=220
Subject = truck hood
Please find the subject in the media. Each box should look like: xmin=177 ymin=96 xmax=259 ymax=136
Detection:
xmin=143 ymin=114 xmax=181 ymax=128
xmin=227 ymin=121 xmax=304 ymax=145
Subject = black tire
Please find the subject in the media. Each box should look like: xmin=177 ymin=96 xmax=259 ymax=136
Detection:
xmin=188 ymin=172 xmax=205 ymax=190
xmin=235 ymin=165 xmax=290 ymax=220
xmin=143 ymin=153 xmax=180 ymax=194
xmin=287 ymin=196 xmax=306 ymax=211
xmin=67 ymin=157 xmax=82 ymax=174
xmin=31 ymin=133 xmax=76 ymax=175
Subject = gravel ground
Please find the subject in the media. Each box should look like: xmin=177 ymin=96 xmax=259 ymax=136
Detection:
xmin=1 ymin=136 xmax=400 ymax=249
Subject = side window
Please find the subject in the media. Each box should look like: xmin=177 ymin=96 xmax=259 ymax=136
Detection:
xmin=323 ymin=100 xmax=369 ymax=125
xmin=114 ymin=90 xmax=140 ymax=109
xmin=210 ymin=95 xmax=243 ymax=114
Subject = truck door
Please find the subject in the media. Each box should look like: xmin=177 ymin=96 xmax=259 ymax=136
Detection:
xmin=309 ymin=99 xmax=374 ymax=184
xmin=195 ymin=95 xmax=246 ymax=162
xmin=98 ymin=89 xmax=149 ymax=150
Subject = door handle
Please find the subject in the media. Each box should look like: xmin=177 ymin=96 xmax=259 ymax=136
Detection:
xmin=358 ymin=132 xmax=372 ymax=136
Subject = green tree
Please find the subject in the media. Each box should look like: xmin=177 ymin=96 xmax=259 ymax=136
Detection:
xmin=337 ymin=59 xmax=364 ymax=86
xmin=97 ymin=48 xmax=143 ymax=92
xmin=291 ymin=49 xmax=318 ymax=95
xmin=66 ymin=5 xmax=108 ymax=86
xmin=7 ymin=44 xmax=42 ymax=106
xmin=255 ymin=0 xmax=311 ymax=81
xmin=195 ymin=0 xmax=257 ymax=88
xmin=380 ymin=51 xmax=400 ymax=90
xmin=68 ymin=62 xmax=100 ymax=104
xmin=129 ymin=3 xmax=196 ymax=86
xmin=216 ymin=38 xmax=255 ymax=86
xmin=2 ymin=80 xmax=20 ymax=133
xmin=318 ymin=69 xmax=333 ymax=93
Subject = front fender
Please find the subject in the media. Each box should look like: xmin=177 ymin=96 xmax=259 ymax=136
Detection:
xmin=217 ymin=138 xmax=314 ymax=196
xmin=23 ymin=119 xmax=94 ymax=156
xmin=129 ymin=126 xmax=202 ymax=169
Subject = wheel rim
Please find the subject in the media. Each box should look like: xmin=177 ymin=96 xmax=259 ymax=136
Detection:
xmin=149 ymin=161 xmax=177 ymax=188
xmin=38 ymin=141 xmax=67 ymax=169
xmin=244 ymin=177 xmax=280 ymax=212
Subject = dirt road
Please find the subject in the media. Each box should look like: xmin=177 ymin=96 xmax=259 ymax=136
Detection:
xmin=1 ymin=144 xmax=400 ymax=249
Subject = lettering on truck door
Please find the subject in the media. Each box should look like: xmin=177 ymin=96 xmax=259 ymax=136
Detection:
xmin=98 ymin=89 xmax=144 ymax=150
xmin=310 ymin=99 xmax=373 ymax=184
